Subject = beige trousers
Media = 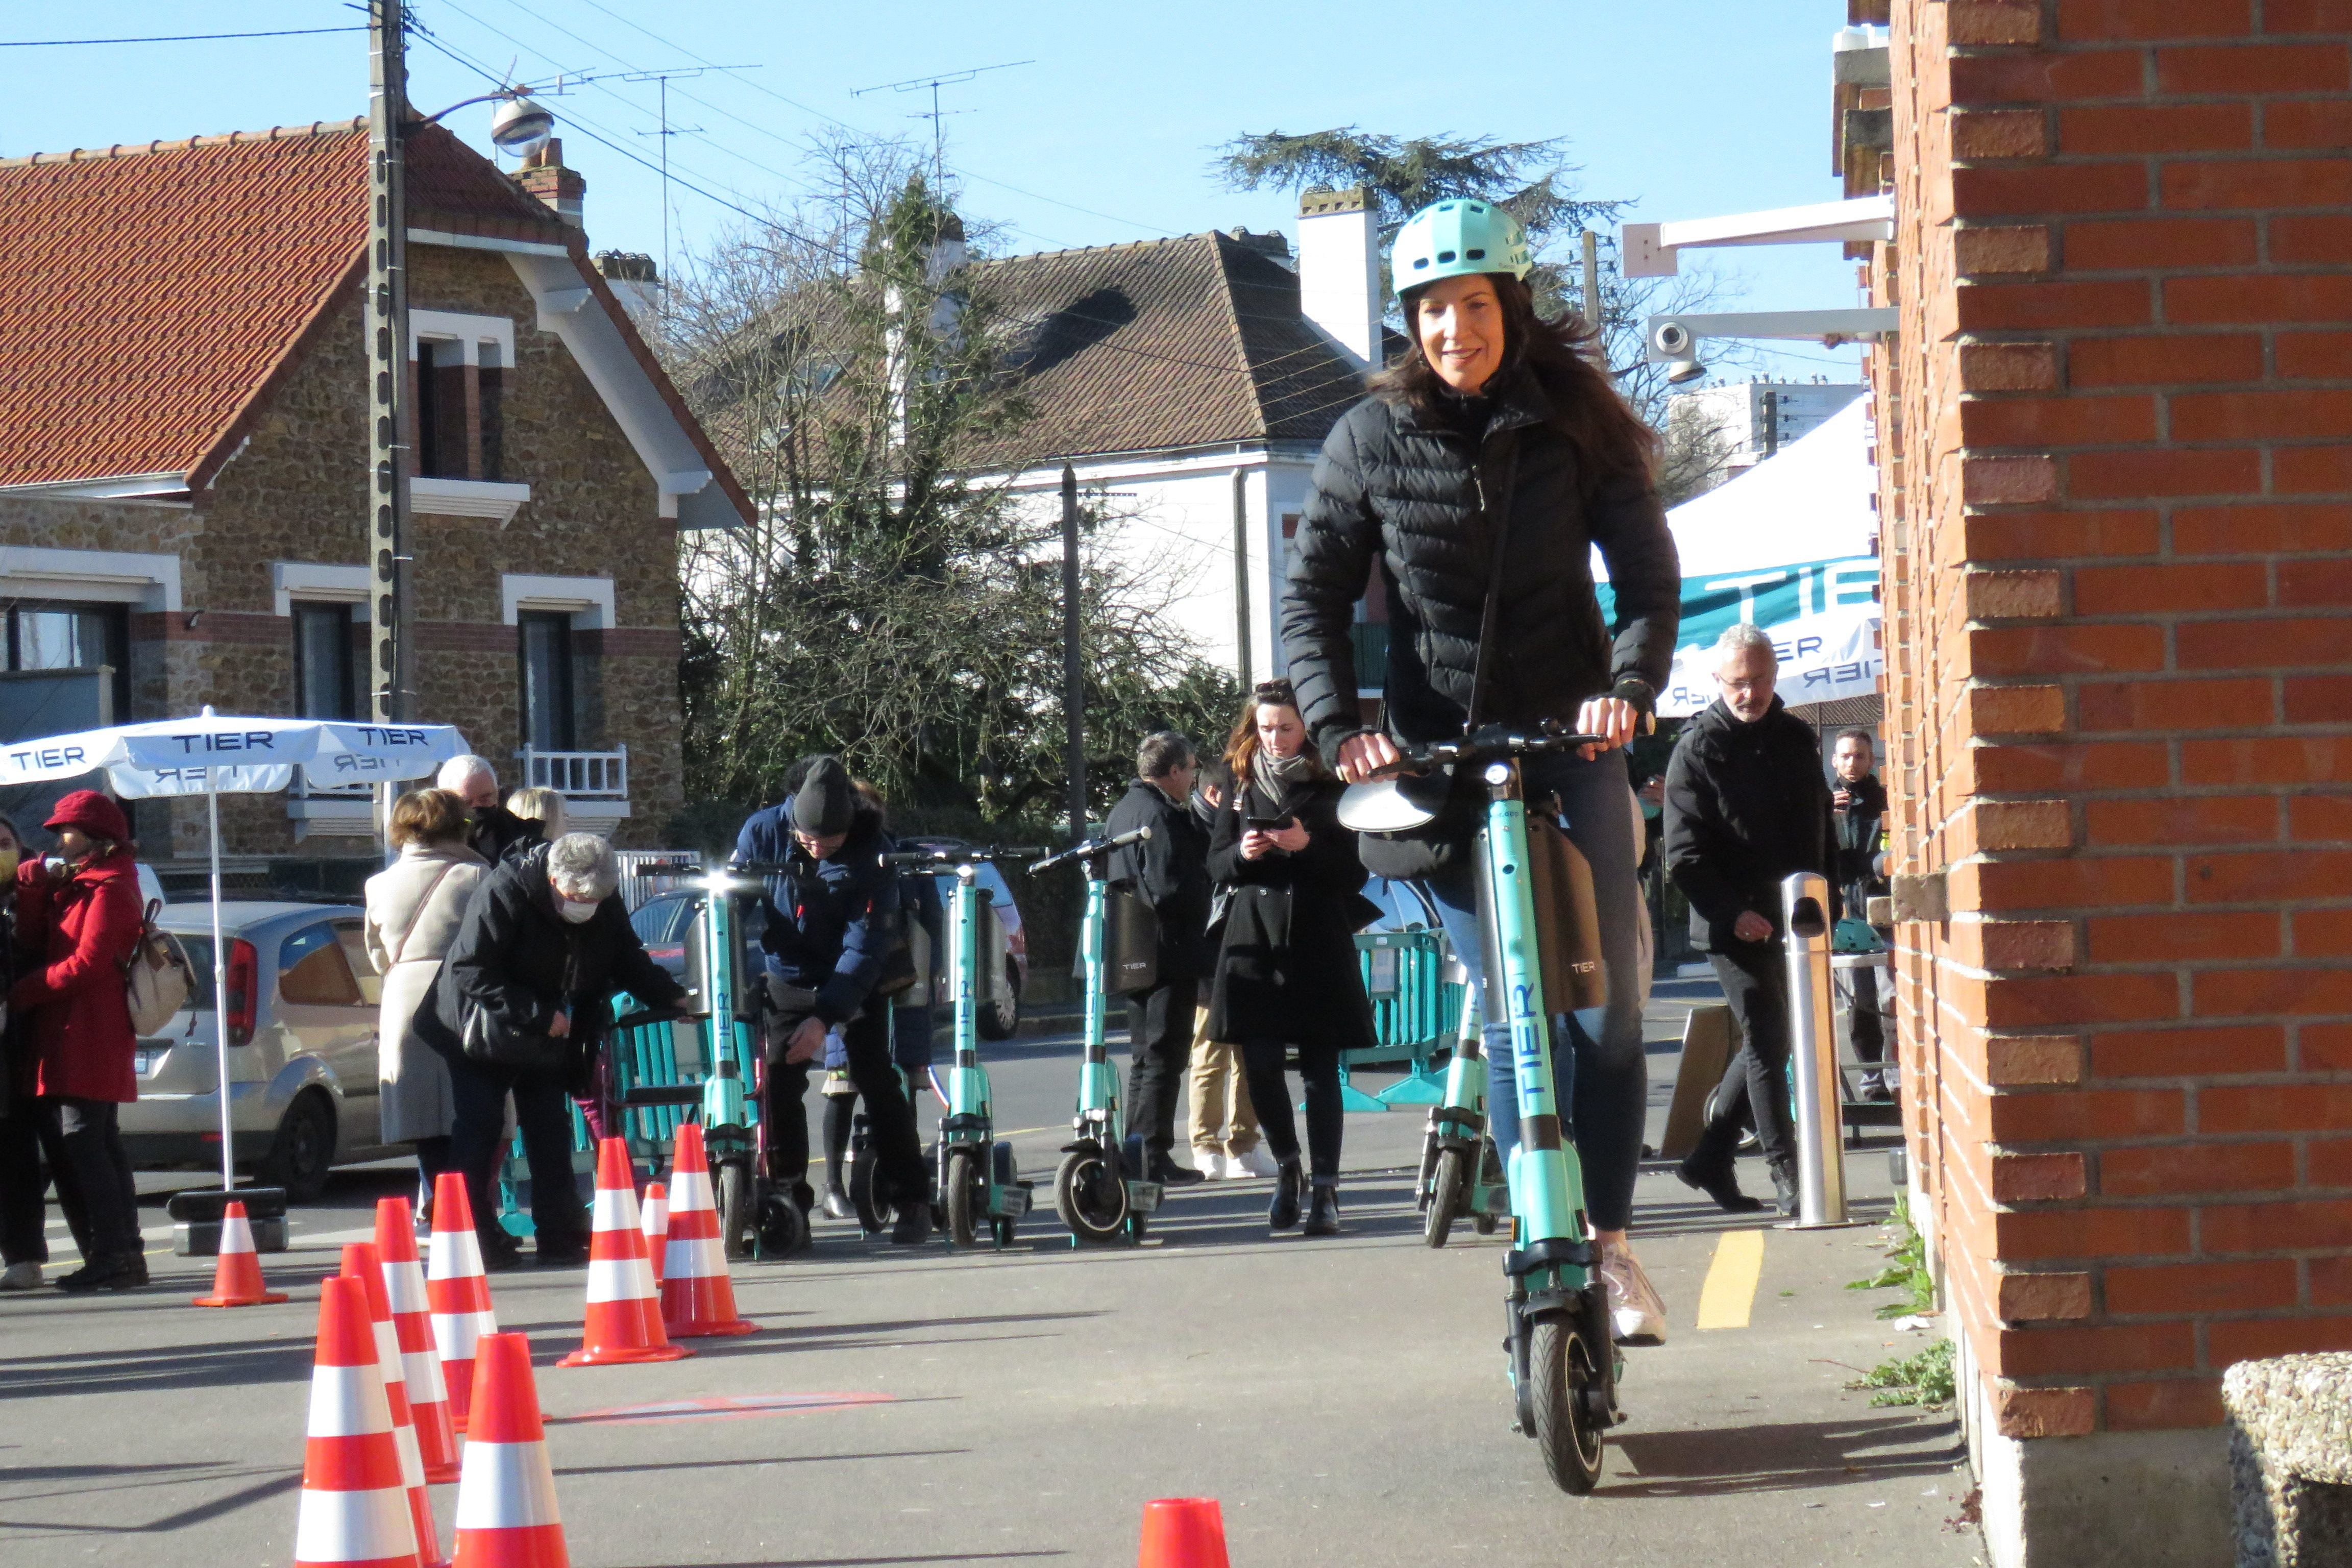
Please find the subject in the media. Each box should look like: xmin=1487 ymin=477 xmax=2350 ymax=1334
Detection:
xmin=1186 ymin=1007 xmax=1260 ymax=1156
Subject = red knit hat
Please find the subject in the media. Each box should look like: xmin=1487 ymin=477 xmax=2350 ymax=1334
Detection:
xmin=45 ymin=789 xmax=130 ymax=842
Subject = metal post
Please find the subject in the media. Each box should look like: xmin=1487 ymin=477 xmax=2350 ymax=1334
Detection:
xmin=1780 ymin=870 xmax=1853 ymax=1227
xmin=368 ymin=0 xmax=415 ymax=862
xmin=1060 ymin=463 xmax=1085 ymax=841
xmin=1581 ymin=229 xmax=1601 ymax=331
xmin=1231 ymin=467 xmax=1252 ymax=690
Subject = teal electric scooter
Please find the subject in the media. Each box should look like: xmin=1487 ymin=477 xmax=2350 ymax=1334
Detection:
xmin=887 ymin=845 xmax=1046 ymax=1249
xmin=1416 ymin=960 xmax=1508 ymax=1248
xmin=1028 ymin=827 xmax=1163 ymax=1245
xmin=1395 ymin=726 xmax=1622 ymax=1493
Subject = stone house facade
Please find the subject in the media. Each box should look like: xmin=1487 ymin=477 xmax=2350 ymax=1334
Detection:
xmin=0 ymin=119 xmax=748 ymax=876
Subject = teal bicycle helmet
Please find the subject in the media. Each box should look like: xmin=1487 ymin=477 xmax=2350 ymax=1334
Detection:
xmin=1390 ymin=199 xmax=1534 ymax=297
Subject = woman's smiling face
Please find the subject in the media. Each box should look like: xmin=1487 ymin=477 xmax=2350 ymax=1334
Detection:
xmin=1415 ymin=274 xmax=1505 ymax=395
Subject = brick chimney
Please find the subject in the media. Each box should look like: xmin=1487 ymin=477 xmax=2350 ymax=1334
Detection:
xmin=1296 ymin=186 xmax=1382 ymax=369
xmin=514 ymin=138 xmax=584 ymax=229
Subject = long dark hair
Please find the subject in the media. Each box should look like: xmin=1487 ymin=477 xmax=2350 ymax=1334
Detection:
xmin=1373 ymin=273 xmax=1657 ymax=489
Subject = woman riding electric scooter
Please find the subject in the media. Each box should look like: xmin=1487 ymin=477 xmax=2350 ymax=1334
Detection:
xmin=1281 ymin=198 xmax=1682 ymax=1344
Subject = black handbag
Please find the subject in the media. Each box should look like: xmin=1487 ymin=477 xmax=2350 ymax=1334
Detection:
xmin=459 ymin=947 xmax=579 ymax=1075
xmin=1357 ymin=439 xmax=1523 ymax=881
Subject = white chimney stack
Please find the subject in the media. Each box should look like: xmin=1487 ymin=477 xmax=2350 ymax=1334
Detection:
xmin=1296 ymin=186 xmax=1382 ymax=369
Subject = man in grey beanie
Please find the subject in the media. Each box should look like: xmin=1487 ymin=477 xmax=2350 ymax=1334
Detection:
xmin=732 ymin=755 xmax=930 ymax=1243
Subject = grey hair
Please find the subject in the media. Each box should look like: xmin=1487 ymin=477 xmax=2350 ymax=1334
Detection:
xmin=436 ymin=754 xmax=497 ymax=792
xmin=1136 ymin=730 xmax=1196 ymax=781
xmin=546 ymin=831 xmax=619 ymax=903
xmin=1714 ymin=623 xmax=1776 ymax=658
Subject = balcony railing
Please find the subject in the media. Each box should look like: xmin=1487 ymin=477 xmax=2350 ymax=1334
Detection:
xmin=516 ymin=745 xmax=629 ymax=800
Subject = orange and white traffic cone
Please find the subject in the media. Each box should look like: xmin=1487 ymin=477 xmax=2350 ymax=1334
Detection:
xmin=190 ymin=1198 xmax=287 ymax=1308
xmin=1136 ymin=1498 xmax=1231 ymax=1568
xmin=344 ymin=1244 xmax=450 ymax=1568
xmin=293 ymin=1274 xmax=421 ymax=1568
xmin=452 ymin=1333 xmax=569 ymax=1568
xmin=428 ymin=1172 xmax=500 ymax=1434
xmin=377 ymin=1197 xmax=461 ymax=1485
xmin=557 ymin=1139 xmax=690 ymax=1367
xmin=639 ymin=1181 xmax=669 ymax=1290
xmin=660 ymin=1122 xmax=757 ymax=1338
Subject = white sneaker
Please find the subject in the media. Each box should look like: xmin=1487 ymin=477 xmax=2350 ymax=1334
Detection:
xmin=1194 ymin=1151 xmax=1230 ymax=1180
xmin=1599 ymin=1239 xmax=1667 ymax=1346
xmin=0 ymin=1262 xmax=40 ymax=1292
xmin=1223 ymin=1142 xmax=1279 ymax=1175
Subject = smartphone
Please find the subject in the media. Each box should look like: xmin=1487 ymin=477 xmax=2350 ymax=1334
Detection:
xmin=1244 ymin=814 xmax=1293 ymax=831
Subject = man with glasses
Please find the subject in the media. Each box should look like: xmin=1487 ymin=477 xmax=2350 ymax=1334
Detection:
xmin=1663 ymin=624 xmax=1839 ymax=1216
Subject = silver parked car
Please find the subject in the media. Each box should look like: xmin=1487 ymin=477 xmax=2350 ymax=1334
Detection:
xmin=120 ymin=901 xmax=407 ymax=1201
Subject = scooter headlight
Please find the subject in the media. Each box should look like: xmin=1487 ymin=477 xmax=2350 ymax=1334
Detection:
xmin=1483 ymin=761 xmax=1512 ymax=787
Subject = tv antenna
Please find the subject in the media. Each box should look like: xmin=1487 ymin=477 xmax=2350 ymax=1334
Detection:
xmin=852 ymin=59 xmax=1033 ymax=183
xmin=624 ymin=65 xmax=757 ymax=304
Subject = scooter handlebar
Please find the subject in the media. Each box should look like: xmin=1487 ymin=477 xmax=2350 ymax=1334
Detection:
xmin=880 ymin=845 xmax=1055 ymax=868
xmin=1027 ymin=824 xmax=1150 ymax=875
xmin=1394 ymin=727 xmax=1611 ymax=767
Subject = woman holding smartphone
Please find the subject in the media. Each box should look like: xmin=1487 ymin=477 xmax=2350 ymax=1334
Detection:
xmin=1205 ymin=680 xmax=1377 ymax=1236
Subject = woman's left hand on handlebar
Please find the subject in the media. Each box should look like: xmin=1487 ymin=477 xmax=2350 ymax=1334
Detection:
xmin=1575 ymin=695 xmax=1640 ymax=758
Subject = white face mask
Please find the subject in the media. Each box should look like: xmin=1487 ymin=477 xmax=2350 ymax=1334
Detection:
xmin=556 ymin=897 xmax=599 ymax=924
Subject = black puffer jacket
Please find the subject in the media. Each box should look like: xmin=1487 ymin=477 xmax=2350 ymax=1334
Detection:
xmin=1105 ymin=779 xmax=1214 ymax=982
xmin=1281 ymin=365 xmax=1682 ymax=763
xmin=1663 ymin=697 xmax=1839 ymax=951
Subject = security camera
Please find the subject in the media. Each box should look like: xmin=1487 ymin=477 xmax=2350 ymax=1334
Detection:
xmin=1651 ymin=320 xmax=1695 ymax=358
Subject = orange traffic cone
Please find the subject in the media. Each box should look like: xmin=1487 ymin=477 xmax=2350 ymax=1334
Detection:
xmin=660 ymin=1122 xmax=757 ymax=1338
xmin=1137 ymin=1498 xmax=1231 ymax=1568
xmin=344 ymin=1244 xmax=450 ymax=1568
xmin=293 ymin=1275 xmax=421 ymax=1568
xmin=377 ymin=1197 xmax=461 ymax=1485
xmin=190 ymin=1198 xmax=287 ymax=1308
xmin=639 ymin=1181 xmax=669 ymax=1290
xmin=557 ymin=1139 xmax=690 ymax=1367
xmin=427 ymin=1172 xmax=500 ymax=1434
xmin=452 ymin=1333 xmax=569 ymax=1568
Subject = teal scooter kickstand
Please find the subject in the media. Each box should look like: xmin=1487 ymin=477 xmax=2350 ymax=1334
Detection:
xmin=888 ymin=845 xmax=1049 ymax=1249
xmin=1028 ymin=828 xmax=1163 ymax=1245
xmin=1394 ymin=726 xmax=1621 ymax=1494
xmin=1417 ymin=960 xmax=1507 ymax=1248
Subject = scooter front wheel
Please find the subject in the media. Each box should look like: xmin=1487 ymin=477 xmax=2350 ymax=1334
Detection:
xmin=1425 ymin=1147 xmax=1467 ymax=1249
xmin=944 ymin=1148 xmax=983 ymax=1247
xmin=1054 ymin=1148 xmax=1129 ymax=1243
xmin=716 ymin=1160 xmax=754 ymax=1262
xmin=847 ymin=1155 xmax=895 ymax=1236
xmin=1529 ymin=1317 xmax=1607 ymax=1494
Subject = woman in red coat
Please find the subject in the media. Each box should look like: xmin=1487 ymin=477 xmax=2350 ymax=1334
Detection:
xmin=12 ymin=791 xmax=145 ymax=1291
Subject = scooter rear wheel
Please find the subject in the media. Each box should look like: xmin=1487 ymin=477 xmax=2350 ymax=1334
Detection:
xmin=716 ymin=1160 xmax=754 ymax=1262
xmin=1054 ymin=1148 xmax=1129 ymax=1243
xmin=944 ymin=1149 xmax=982 ymax=1247
xmin=1425 ymin=1147 xmax=1467 ymax=1250
xmin=1529 ymin=1318 xmax=1607 ymax=1494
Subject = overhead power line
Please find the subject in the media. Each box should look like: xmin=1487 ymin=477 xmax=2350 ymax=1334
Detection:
xmin=0 ymin=26 xmax=364 ymax=46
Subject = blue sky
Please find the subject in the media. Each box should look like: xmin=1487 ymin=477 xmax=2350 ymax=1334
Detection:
xmin=2 ymin=1 xmax=1866 ymax=382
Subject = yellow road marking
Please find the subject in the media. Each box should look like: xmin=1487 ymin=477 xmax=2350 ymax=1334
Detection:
xmin=1694 ymin=1229 xmax=1766 ymax=1331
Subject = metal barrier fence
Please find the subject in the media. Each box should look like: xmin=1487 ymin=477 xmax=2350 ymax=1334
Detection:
xmin=1345 ymin=929 xmax=1466 ymax=1110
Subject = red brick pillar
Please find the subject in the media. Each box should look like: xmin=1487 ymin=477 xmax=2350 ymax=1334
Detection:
xmin=1877 ymin=3 xmax=2352 ymax=1562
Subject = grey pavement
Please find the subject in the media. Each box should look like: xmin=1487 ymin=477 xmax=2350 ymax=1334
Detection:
xmin=0 ymin=976 xmax=1983 ymax=1567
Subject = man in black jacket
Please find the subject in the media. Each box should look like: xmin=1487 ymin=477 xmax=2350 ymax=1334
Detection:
xmin=438 ymin=754 xmax=545 ymax=865
xmin=1832 ymin=729 xmax=1894 ymax=1099
xmin=1664 ymin=624 xmax=1839 ymax=1215
xmin=1104 ymin=731 xmax=1212 ymax=1187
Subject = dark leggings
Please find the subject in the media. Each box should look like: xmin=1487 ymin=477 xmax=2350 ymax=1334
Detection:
xmin=42 ymin=1097 xmax=141 ymax=1262
xmin=1240 ymin=1039 xmax=1342 ymax=1180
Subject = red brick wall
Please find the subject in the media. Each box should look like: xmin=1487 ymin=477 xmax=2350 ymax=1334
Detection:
xmin=1880 ymin=0 xmax=2352 ymax=1441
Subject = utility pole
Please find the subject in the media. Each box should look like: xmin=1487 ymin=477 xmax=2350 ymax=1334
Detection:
xmin=367 ymin=0 xmax=413 ymax=731
xmin=1231 ymin=468 xmax=1252 ymax=690
xmin=1581 ymin=229 xmax=1602 ymax=334
xmin=1061 ymin=464 xmax=1085 ymax=842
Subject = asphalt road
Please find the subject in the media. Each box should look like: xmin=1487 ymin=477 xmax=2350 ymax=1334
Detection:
xmin=0 ymin=977 xmax=1984 ymax=1567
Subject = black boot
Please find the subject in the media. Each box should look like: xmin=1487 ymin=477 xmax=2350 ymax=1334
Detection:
xmin=1676 ymin=1146 xmax=1765 ymax=1213
xmin=1302 ymin=1179 xmax=1341 ymax=1237
xmin=1268 ymin=1159 xmax=1304 ymax=1231
xmin=55 ymin=1253 xmax=142 ymax=1293
xmin=1152 ymin=1153 xmax=1207 ymax=1188
xmin=891 ymin=1199 xmax=933 ymax=1245
xmin=1769 ymin=1161 xmax=1799 ymax=1217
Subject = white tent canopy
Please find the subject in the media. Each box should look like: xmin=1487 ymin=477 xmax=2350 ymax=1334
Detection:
xmin=1599 ymin=396 xmax=1883 ymax=716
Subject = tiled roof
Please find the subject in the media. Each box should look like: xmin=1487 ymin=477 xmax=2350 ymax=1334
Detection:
xmin=967 ymin=232 xmax=1370 ymax=467
xmin=0 ymin=118 xmax=568 ymax=492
